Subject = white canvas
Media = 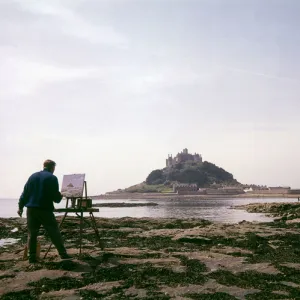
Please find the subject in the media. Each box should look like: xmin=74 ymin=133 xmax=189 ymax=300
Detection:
xmin=61 ymin=174 xmax=85 ymax=198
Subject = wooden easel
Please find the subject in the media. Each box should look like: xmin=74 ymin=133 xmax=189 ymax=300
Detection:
xmin=44 ymin=181 xmax=103 ymax=259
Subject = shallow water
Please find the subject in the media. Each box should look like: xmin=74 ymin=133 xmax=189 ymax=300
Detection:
xmin=0 ymin=238 xmax=20 ymax=248
xmin=0 ymin=197 xmax=296 ymax=223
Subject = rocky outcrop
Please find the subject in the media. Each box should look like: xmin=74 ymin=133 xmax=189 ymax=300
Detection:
xmin=234 ymin=202 xmax=300 ymax=222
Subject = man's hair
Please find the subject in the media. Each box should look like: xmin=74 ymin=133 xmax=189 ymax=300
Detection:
xmin=43 ymin=159 xmax=56 ymax=170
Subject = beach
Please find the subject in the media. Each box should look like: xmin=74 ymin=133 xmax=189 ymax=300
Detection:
xmin=1 ymin=202 xmax=300 ymax=299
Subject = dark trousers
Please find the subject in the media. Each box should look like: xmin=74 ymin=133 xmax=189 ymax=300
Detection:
xmin=27 ymin=207 xmax=67 ymax=258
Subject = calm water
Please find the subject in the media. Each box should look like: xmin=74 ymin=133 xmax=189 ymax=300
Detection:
xmin=0 ymin=197 xmax=296 ymax=223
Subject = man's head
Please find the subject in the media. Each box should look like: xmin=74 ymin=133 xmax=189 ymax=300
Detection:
xmin=43 ymin=159 xmax=56 ymax=173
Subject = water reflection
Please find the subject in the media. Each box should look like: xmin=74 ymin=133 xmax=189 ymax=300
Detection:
xmin=0 ymin=238 xmax=20 ymax=248
xmin=1 ymin=197 xmax=295 ymax=223
xmin=56 ymin=197 xmax=293 ymax=223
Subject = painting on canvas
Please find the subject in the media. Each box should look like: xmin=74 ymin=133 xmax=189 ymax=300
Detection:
xmin=61 ymin=174 xmax=85 ymax=197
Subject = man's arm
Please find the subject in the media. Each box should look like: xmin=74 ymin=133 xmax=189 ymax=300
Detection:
xmin=52 ymin=176 xmax=63 ymax=203
xmin=18 ymin=181 xmax=30 ymax=216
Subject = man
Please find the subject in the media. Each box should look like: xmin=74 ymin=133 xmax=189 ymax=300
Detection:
xmin=18 ymin=159 xmax=72 ymax=263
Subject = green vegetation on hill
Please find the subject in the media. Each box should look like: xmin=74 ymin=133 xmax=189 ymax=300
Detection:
xmin=125 ymin=183 xmax=173 ymax=193
xmin=146 ymin=161 xmax=238 ymax=187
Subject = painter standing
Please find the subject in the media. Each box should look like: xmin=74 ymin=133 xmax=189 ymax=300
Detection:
xmin=18 ymin=160 xmax=72 ymax=263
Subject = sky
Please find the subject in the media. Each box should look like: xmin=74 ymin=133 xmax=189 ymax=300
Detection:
xmin=1 ymin=0 xmax=300 ymax=198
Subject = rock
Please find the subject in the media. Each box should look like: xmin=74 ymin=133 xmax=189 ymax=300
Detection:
xmin=286 ymin=218 xmax=300 ymax=224
xmin=281 ymin=281 xmax=300 ymax=288
xmin=272 ymin=291 xmax=289 ymax=296
xmin=238 ymin=220 xmax=247 ymax=224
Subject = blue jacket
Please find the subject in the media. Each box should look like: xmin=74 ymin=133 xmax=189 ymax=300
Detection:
xmin=18 ymin=169 xmax=62 ymax=211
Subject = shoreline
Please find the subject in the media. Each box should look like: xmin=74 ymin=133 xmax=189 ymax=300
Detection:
xmin=1 ymin=202 xmax=300 ymax=299
xmin=92 ymin=193 xmax=300 ymax=200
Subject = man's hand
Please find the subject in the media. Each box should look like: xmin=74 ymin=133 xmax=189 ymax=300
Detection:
xmin=17 ymin=209 xmax=23 ymax=217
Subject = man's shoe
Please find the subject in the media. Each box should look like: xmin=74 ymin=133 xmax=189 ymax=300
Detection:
xmin=29 ymin=258 xmax=37 ymax=264
xmin=60 ymin=253 xmax=73 ymax=260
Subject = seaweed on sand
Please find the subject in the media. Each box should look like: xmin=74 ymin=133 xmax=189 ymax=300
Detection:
xmin=208 ymin=269 xmax=300 ymax=300
xmin=185 ymin=292 xmax=238 ymax=300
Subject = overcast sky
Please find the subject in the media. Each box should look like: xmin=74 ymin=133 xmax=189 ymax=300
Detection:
xmin=1 ymin=0 xmax=300 ymax=198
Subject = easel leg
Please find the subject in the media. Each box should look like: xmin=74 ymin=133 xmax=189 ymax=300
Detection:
xmin=76 ymin=213 xmax=90 ymax=226
xmin=89 ymin=212 xmax=104 ymax=250
xmin=79 ymin=211 xmax=83 ymax=256
xmin=44 ymin=212 xmax=68 ymax=259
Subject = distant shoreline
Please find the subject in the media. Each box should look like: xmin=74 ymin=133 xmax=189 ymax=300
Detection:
xmin=92 ymin=193 xmax=300 ymax=200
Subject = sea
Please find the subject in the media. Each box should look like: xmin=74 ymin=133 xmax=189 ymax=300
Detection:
xmin=0 ymin=197 xmax=296 ymax=223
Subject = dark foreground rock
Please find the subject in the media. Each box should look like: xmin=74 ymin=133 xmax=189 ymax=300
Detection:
xmin=0 ymin=214 xmax=300 ymax=299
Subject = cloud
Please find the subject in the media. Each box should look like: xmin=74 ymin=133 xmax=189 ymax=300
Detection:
xmin=219 ymin=64 xmax=300 ymax=83
xmin=0 ymin=48 xmax=95 ymax=97
xmin=124 ymin=69 xmax=200 ymax=94
xmin=96 ymin=65 xmax=216 ymax=96
xmin=14 ymin=0 xmax=128 ymax=47
xmin=0 ymin=0 xmax=131 ymax=99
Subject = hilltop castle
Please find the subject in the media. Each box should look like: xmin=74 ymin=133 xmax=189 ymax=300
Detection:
xmin=166 ymin=148 xmax=202 ymax=168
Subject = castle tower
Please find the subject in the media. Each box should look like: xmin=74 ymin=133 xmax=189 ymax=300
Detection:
xmin=166 ymin=154 xmax=173 ymax=167
xmin=166 ymin=149 xmax=203 ymax=167
xmin=193 ymin=153 xmax=203 ymax=163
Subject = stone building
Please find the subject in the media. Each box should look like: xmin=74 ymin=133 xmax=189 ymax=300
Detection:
xmin=166 ymin=148 xmax=202 ymax=168
xmin=251 ymin=186 xmax=291 ymax=195
xmin=173 ymin=183 xmax=198 ymax=193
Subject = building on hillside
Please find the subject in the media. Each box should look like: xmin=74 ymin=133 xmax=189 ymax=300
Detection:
xmin=166 ymin=148 xmax=202 ymax=168
xmin=205 ymin=187 xmax=244 ymax=195
xmin=172 ymin=184 xmax=244 ymax=196
xmin=268 ymin=186 xmax=291 ymax=192
xmin=289 ymin=189 xmax=300 ymax=194
xmin=173 ymin=183 xmax=198 ymax=193
xmin=251 ymin=186 xmax=291 ymax=195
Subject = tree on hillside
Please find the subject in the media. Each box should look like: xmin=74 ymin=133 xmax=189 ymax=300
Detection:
xmin=201 ymin=162 xmax=233 ymax=182
xmin=146 ymin=169 xmax=165 ymax=185
xmin=178 ymin=168 xmax=206 ymax=186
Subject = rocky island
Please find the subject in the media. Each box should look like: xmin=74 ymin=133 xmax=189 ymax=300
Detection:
xmin=95 ymin=148 xmax=300 ymax=200
xmin=97 ymin=148 xmax=246 ymax=199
